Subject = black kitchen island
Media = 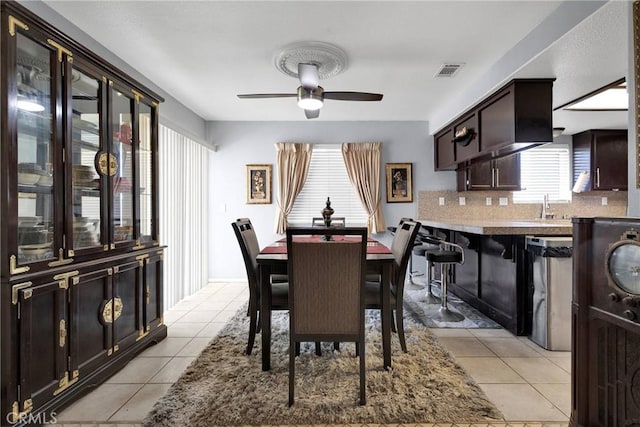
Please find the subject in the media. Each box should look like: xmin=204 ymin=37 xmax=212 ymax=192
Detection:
xmin=419 ymin=219 xmax=572 ymax=335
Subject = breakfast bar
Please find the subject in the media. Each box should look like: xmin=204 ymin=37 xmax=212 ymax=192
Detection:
xmin=418 ymin=218 xmax=573 ymax=335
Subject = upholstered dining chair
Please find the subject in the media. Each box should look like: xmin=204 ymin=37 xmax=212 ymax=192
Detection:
xmin=231 ymin=218 xmax=289 ymax=355
xmin=286 ymin=226 xmax=368 ymax=406
xmin=365 ymin=219 xmax=421 ymax=353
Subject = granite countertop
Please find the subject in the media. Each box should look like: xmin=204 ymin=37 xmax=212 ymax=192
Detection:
xmin=418 ymin=218 xmax=573 ymax=236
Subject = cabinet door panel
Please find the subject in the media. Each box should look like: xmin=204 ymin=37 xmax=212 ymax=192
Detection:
xmin=74 ymin=268 xmax=112 ymax=372
xmin=494 ymin=154 xmax=521 ymax=190
xmin=16 ymin=279 xmax=68 ymax=410
xmin=110 ymin=85 xmax=135 ymax=248
xmin=113 ymin=261 xmax=142 ymax=351
xmin=467 ymin=161 xmax=493 ymax=189
xmin=435 ymin=128 xmax=455 ymax=170
xmin=14 ymin=31 xmax=59 ymax=267
xmin=138 ymin=102 xmax=158 ymax=244
xmin=453 ymin=233 xmax=479 ymax=297
xmin=593 ymin=131 xmax=628 ymax=190
xmin=68 ymin=59 xmax=107 ymax=257
xmin=144 ymin=253 xmax=164 ymax=329
xmin=479 ymin=88 xmax=514 ymax=151
xmin=453 ymin=114 xmax=479 ymax=163
xmin=480 ymin=237 xmax=517 ymax=321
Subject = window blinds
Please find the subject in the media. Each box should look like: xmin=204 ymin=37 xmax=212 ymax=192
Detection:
xmin=288 ymin=145 xmax=368 ymax=225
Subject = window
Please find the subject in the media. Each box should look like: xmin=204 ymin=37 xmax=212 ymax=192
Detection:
xmin=159 ymin=125 xmax=211 ymax=309
xmin=288 ymin=144 xmax=368 ymax=225
xmin=512 ymin=144 xmax=571 ymax=204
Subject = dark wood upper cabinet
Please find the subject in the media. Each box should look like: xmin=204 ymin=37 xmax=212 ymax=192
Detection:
xmin=453 ymin=113 xmax=479 ymax=163
xmin=572 ymin=129 xmax=628 ymax=191
xmin=434 ymin=79 xmax=553 ymax=171
xmin=435 ymin=128 xmax=456 ymax=170
xmin=457 ymin=153 xmax=521 ymax=191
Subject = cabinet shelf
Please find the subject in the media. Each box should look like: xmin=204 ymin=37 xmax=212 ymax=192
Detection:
xmin=17 ymin=184 xmax=54 ymax=194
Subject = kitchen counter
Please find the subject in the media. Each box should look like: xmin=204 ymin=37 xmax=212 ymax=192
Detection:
xmin=418 ymin=218 xmax=573 ymax=236
xmin=416 ymin=218 xmax=572 ymax=335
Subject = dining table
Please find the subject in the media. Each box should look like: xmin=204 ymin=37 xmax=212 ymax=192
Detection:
xmin=257 ymin=234 xmax=395 ymax=371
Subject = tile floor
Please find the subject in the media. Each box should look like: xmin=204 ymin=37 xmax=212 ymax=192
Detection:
xmin=48 ymin=281 xmax=571 ymax=427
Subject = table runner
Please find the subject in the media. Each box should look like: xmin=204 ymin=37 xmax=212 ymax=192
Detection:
xmin=261 ymin=236 xmax=391 ymax=254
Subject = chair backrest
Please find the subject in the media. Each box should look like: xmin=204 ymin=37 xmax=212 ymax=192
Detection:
xmin=311 ymin=216 xmax=346 ymax=227
xmin=286 ymin=226 xmax=367 ymax=338
xmin=231 ymin=218 xmax=261 ymax=291
xmin=390 ymin=219 xmax=422 ymax=287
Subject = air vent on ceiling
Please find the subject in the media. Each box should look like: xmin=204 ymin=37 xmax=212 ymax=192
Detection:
xmin=435 ymin=63 xmax=464 ymax=78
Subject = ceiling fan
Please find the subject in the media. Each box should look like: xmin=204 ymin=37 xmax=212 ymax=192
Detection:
xmin=237 ymin=63 xmax=383 ymax=119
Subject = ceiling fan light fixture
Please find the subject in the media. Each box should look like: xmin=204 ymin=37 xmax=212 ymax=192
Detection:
xmin=297 ymin=86 xmax=323 ymax=110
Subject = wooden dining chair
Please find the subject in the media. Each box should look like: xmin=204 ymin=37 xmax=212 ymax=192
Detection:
xmin=286 ymin=226 xmax=368 ymax=406
xmin=231 ymin=218 xmax=289 ymax=355
xmin=365 ymin=219 xmax=421 ymax=353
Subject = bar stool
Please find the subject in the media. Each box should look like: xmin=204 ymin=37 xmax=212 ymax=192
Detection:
xmin=409 ymin=242 xmax=426 ymax=285
xmin=426 ymin=240 xmax=465 ymax=322
xmin=418 ymin=235 xmax=445 ymax=304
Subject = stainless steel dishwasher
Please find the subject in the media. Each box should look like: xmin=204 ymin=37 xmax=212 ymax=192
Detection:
xmin=526 ymin=236 xmax=573 ymax=351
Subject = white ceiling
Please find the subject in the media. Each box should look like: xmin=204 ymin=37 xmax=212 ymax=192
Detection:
xmin=41 ymin=0 xmax=629 ymax=135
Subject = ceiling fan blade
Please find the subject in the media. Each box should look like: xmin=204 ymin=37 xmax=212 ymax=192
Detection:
xmin=298 ymin=63 xmax=319 ymax=90
xmin=304 ymin=109 xmax=320 ymax=119
xmin=237 ymin=93 xmax=296 ymax=99
xmin=323 ymin=92 xmax=383 ymax=101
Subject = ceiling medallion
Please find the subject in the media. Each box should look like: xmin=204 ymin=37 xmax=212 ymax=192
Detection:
xmin=274 ymin=41 xmax=348 ymax=80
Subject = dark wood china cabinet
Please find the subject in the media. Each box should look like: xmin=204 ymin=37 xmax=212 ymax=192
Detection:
xmin=0 ymin=2 xmax=166 ymax=425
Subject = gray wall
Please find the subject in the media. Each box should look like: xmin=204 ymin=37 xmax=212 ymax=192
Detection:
xmin=207 ymin=121 xmax=456 ymax=280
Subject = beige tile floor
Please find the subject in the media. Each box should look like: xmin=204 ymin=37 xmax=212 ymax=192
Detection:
xmin=48 ymin=282 xmax=570 ymax=427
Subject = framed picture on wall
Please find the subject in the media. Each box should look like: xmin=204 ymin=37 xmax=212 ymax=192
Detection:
xmin=246 ymin=164 xmax=272 ymax=204
xmin=386 ymin=162 xmax=413 ymax=203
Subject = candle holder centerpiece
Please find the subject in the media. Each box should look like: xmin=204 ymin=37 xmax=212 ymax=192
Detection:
xmin=321 ymin=197 xmax=334 ymax=241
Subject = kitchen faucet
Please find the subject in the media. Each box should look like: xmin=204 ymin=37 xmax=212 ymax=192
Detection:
xmin=541 ymin=194 xmax=555 ymax=219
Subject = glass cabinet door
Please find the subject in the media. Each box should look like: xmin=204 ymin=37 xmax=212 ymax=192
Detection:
xmin=69 ymin=64 xmax=103 ymax=254
xmin=138 ymin=102 xmax=154 ymax=243
xmin=15 ymin=32 xmax=56 ymax=264
xmin=110 ymin=85 xmax=134 ymax=245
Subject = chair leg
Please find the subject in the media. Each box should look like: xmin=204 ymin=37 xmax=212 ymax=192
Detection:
xmin=390 ymin=310 xmax=397 ymax=333
xmin=333 ymin=342 xmax=340 ymax=351
xmin=289 ymin=341 xmax=295 ymax=406
xmin=396 ymin=306 xmax=407 ymax=353
xmin=359 ymin=339 xmax=366 ymax=405
xmin=246 ymin=300 xmax=258 ymax=355
xmin=315 ymin=342 xmax=321 ymax=356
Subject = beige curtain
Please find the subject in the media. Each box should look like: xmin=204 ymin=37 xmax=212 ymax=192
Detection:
xmin=274 ymin=142 xmax=313 ymax=234
xmin=342 ymin=142 xmax=386 ymax=233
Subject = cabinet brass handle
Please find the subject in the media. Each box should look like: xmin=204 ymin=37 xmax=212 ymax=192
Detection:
xmin=596 ymin=167 xmax=600 ymax=188
xmin=59 ymin=319 xmax=67 ymax=347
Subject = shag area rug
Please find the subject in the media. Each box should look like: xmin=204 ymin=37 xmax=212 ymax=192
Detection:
xmin=144 ymin=307 xmax=504 ymax=426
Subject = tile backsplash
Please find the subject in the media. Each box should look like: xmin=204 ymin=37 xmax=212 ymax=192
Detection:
xmin=417 ymin=190 xmax=627 ymax=221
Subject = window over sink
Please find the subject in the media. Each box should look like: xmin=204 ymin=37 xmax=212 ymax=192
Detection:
xmin=512 ymin=143 xmax=572 ymax=204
